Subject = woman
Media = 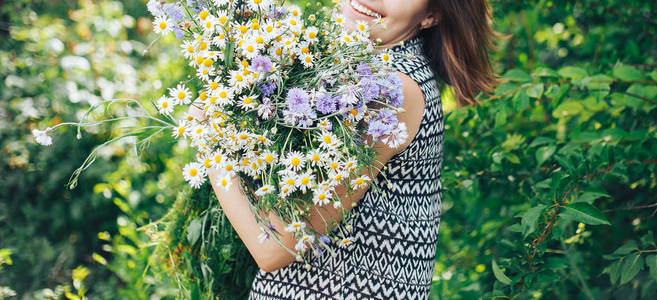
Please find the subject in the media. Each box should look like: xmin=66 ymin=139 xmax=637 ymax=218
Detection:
xmin=197 ymin=0 xmax=497 ymax=298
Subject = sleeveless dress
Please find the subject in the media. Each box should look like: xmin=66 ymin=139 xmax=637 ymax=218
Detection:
xmin=248 ymin=34 xmax=444 ymax=300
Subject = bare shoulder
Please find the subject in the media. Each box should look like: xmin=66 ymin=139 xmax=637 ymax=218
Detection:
xmin=393 ymin=71 xmax=426 ymax=152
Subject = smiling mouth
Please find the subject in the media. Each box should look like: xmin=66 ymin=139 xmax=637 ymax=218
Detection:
xmin=350 ymin=0 xmax=382 ymax=19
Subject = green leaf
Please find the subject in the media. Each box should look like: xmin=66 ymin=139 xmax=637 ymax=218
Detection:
xmin=492 ymin=259 xmax=513 ymax=285
xmin=609 ymin=258 xmax=623 ymax=285
xmin=558 ymin=66 xmax=588 ymax=80
xmin=576 ymin=191 xmax=611 ymax=204
xmin=613 ymin=64 xmax=644 ymax=81
xmin=612 ymin=240 xmax=639 ymax=256
xmin=620 ymin=253 xmax=644 ymax=285
xmin=560 ymin=202 xmax=611 ymax=225
xmin=553 ymin=100 xmax=584 ymax=119
xmin=187 ymin=217 xmax=203 ymax=245
xmin=526 ymin=83 xmax=544 ymax=98
xmin=504 ymin=69 xmax=533 ymax=82
xmin=521 ymin=204 xmax=546 ymax=238
xmin=646 ymin=255 xmax=657 ymax=281
xmin=529 ymin=137 xmax=555 ymax=148
xmin=535 ymin=145 xmax=556 ymax=166
xmin=532 ymin=67 xmax=559 ymax=77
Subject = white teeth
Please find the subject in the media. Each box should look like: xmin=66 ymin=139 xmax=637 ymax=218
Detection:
xmin=350 ymin=0 xmax=381 ymax=18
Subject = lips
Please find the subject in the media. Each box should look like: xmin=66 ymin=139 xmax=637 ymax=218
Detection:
xmin=349 ymin=0 xmax=382 ymax=19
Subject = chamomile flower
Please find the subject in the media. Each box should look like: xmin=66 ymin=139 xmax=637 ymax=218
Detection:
xmin=172 ymin=119 xmax=188 ymax=138
xmin=228 ymin=69 xmax=248 ymax=91
xmin=338 ymin=237 xmax=354 ymax=248
xmin=209 ymin=151 xmax=224 ymax=167
xmin=279 ymin=173 xmax=298 ymax=196
xmin=285 ymin=221 xmax=306 ymax=233
xmin=351 ymin=175 xmax=370 ymax=189
xmin=237 ymin=94 xmax=258 ymax=110
xmin=169 ymin=84 xmax=192 ymax=105
xmin=216 ymin=171 xmax=233 ymax=191
xmin=255 ymin=184 xmax=275 ymax=196
xmin=196 ymin=67 xmax=216 ymax=81
xmin=156 ymin=95 xmax=175 ymax=114
xmin=355 ymin=20 xmax=369 ymax=33
xmin=300 ymin=233 xmax=314 ymax=244
xmin=201 ymin=15 xmax=217 ymax=35
xmin=213 ymin=85 xmax=234 ymax=106
xmin=211 ymin=0 xmax=230 ymax=7
xmin=328 ymin=169 xmax=347 ymax=185
xmin=239 ymin=37 xmax=261 ymax=60
xmin=219 ymin=159 xmax=239 ymax=174
xmin=312 ymin=188 xmax=331 ymax=206
xmin=181 ymin=40 xmax=197 ymax=59
xmin=306 ymin=149 xmax=324 ymax=167
xmin=304 ymin=26 xmax=319 ymax=43
xmin=332 ymin=14 xmax=345 ymax=28
xmin=246 ymin=0 xmax=271 ymax=11
xmin=283 ymin=151 xmax=306 ymax=171
xmin=297 ymin=171 xmax=315 ymax=193
xmin=261 ymin=151 xmax=278 ymax=165
xmin=190 ymin=124 xmax=207 ymax=141
xmin=299 ymin=53 xmax=314 ymax=68
xmin=345 ymin=157 xmax=358 ymax=171
xmin=317 ymin=131 xmax=341 ymax=149
xmin=152 ymin=16 xmax=173 ymax=35
xmin=183 ymin=162 xmax=206 ymax=188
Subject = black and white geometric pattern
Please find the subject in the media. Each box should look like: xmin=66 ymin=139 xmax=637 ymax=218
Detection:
xmin=249 ymin=34 xmax=444 ymax=300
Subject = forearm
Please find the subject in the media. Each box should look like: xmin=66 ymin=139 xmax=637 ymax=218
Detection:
xmin=207 ymin=168 xmax=298 ymax=272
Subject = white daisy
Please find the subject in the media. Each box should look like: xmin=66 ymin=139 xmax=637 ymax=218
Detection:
xmin=299 ymin=53 xmax=314 ymax=68
xmin=201 ymin=15 xmax=217 ymax=35
xmin=228 ymin=69 xmax=248 ymax=92
xmin=304 ymin=26 xmax=319 ymax=43
xmin=169 ymin=83 xmax=192 ymax=105
xmin=306 ymin=149 xmax=324 ymax=167
xmin=279 ymin=173 xmax=298 ymax=196
xmin=255 ymin=185 xmax=275 ymax=196
xmin=337 ymin=237 xmax=354 ymax=248
xmin=180 ymin=40 xmax=197 ymax=60
xmin=285 ymin=221 xmax=306 ymax=233
xmin=317 ymin=131 xmax=341 ymax=149
xmin=216 ymin=171 xmax=233 ymax=191
xmin=297 ymin=171 xmax=315 ymax=193
xmin=237 ymin=94 xmax=258 ymax=110
xmin=261 ymin=151 xmax=278 ymax=165
xmin=213 ymin=85 xmax=234 ymax=106
xmin=182 ymin=162 xmax=206 ymax=188
xmin=312 ymin=188 xmax=331 ymax=206
xmin=351 ymin=175 xmax=370 ymax=189
xmin=156 ymin=95 xmax=174 ymax=114
xmin=283 ymin=151 xmax=306 ymax=172
xmin=172 ymin=119 xmax=188 ymax=139
xmin=152 ymin=16 xmax=173 ymax=35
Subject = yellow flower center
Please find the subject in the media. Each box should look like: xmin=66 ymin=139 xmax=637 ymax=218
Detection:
xmin=162 ymin=102 xmax=168 ymax=108
xmin=244 ymin=97 xmax=252 ymax=104
xmin=291 ymin=157 xmax=300 ymax=166
xmin=159 ymin=22 xmax=167 ymax=30
xmin=301 ymin=177 xmax=310 ymax=185
xmin=225 ymin=164 xmax=233 ymax=171
xmin=240 ymin=25 xmax=248 ymax=34
xmin=189 ymin=169 xmax=198 ymax=176
xmin=356 ymin=178 xmax=364 ymax=185
xmin=312 ymin=155 xmax=320 ymax=162
xmin=265 ymin=155 xmax=274 ymax=163
xmin=323 ymin=135 xmax=331 ymax=144
xmin=203 ymin=58 xmax=213 ymax=67
xmin=200 ymin=11 xmax=209 ymax=20
xmin=286 ymin=179 xmax=295 ymax=186
xmin=318 ymin=194 xmax=326 ymax=200
xmin=330 ymin=162 xmax=338 ymax=170
xmin=308 ymin=32 xmax=316 ymax=39
xmin=177 ymin=91 xmax=186 ymax=100
xmin=210 ymin=82 xmax=219 ymax=90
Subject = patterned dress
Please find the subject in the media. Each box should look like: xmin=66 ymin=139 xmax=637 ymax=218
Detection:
xmin=248 ymin=34 xmax=444 ymax=300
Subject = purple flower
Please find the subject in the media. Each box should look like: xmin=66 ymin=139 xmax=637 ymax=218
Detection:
xmin=356 ymin=62 xmax=372 ymax=75
xmin=163 ymin=3 xmax=185 ymax=22
xmin=375 ymin=109 xmax=399 ymax=126
xmin=383 ymin=74 xmax=405 ymax=107
xmin=367 ymin=120 xmax=393 ymax=139
xmin=316 ymin=93 xmax=337 ymax=114
xmin=358 ymin=77 xmax=381 ymax=103
xmin=252 ymin=56 xmax=273 ymax=73
xmin=319 ymin=235 xmax=331 ymax=244
xmin=173 ymin=26 xmax=185 ymax=40
xmin=314 ymin=245 xmax=324 ymax=257
xmin=259 ymin=81 xmax=276 ymax=97
xmin=268 ymin=223 xmax=275 ymax=230
xmin=286 ymin=88 xmax=311 ymax=114
xmin=186 ymin=0 xmax=205 ymax=13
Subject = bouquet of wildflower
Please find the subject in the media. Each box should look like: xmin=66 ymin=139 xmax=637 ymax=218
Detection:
xmin=34 ymin=0 xmax=409 ymax=265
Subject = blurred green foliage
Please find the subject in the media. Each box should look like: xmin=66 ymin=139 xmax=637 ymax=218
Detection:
xmin=1 ymin=0 xmax=655 ymax=299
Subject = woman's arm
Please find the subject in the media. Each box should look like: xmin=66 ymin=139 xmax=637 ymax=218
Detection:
xmin=190 ymin=72 xmax=426 ymax=272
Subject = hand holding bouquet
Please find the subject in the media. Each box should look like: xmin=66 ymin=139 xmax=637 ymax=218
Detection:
xmin=34 ymin=0 xmax=410 ymax=265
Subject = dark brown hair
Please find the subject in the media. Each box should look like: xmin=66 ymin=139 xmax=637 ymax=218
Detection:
xmin=420 ymin=0 xmax=499 ymax=106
